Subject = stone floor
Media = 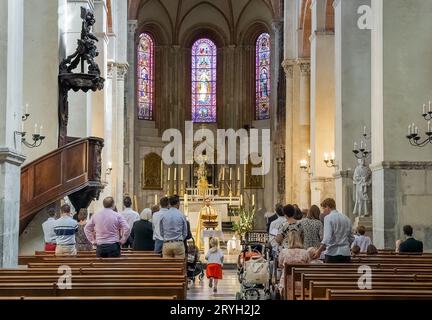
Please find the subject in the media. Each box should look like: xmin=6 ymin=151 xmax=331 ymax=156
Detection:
xmin=187 ymin=269 xmax=240 ymax=300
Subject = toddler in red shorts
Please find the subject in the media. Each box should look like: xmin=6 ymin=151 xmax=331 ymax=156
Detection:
xmin=205 ymin=237 xmax=224 ymax=293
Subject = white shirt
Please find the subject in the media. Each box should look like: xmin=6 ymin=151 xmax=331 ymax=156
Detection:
xmin=121 ymin=208 xmax=140 ymax=230
xmin=152 ymin=208 xmax=169 ymax=240
xmin=321 ymin=210 xmax=354 ymax=257
xmin=205 ymin=249 xmax=224 ymax=265
xmin=268 ymin=216 xmax=286 ymax=250
xmin=42 ymin=217 xmax=57 ymax=243
xmin=352 ymin=235 xmax=372 ymax=253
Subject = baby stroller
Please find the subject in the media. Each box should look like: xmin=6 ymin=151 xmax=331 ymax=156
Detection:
xmin=235 ymin=231 xmax=272 ymax=300
xmin=187 ymin=240 xmax=205 ymax=288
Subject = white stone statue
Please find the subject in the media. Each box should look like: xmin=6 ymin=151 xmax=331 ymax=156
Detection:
xmin=353 ymin=159 xmax=372 ymax=217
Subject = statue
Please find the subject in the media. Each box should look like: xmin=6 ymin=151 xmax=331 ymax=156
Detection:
xmin=353 ymin=158 xmax=372 ymax=217
xmin=195 ymin=198 xmax=218 ymax=250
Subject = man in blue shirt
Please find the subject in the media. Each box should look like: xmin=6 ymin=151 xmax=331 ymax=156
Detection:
xmin=160 ymin=195 xmax=188 ymax=259
xmin=54 ymin=204 xmax=78 ymax=255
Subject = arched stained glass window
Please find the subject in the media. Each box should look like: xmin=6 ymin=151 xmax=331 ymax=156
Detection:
xmin=137 ymin=33 xmax=154 ymax=120
xmin=192 ymin=38 xmax=217 ymax=123
xmin=256 ymin=33 xmax=271 ymax=120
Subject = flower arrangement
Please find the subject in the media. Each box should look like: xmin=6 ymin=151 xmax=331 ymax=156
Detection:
xmin=232 ymin=207 xmax=255 ymax=240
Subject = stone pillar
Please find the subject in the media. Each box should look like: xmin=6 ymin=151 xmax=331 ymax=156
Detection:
xmin=282 ymin=60 xmax=294 ymax=204
xmin=103 ymin=61 xmax=115 ymax=198
xmin=333 ymin=0 xmax=371 ymax=219
xmin=310 ymin=0 xmax=335 ymax=205
xmin=371 ymin=0 xmax=432 ymax=250
xmin=0 ymin=0 xmax=26 ymax=268
xmin=116 ymin=64 xmax=128 ymax=206
xmin=125 ymin=20 xmax=137 ymax=196
xmin=298 ymin=61 xmax=311 ymax=209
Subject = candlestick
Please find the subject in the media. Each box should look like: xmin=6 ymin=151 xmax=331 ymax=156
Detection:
xmin=167 ymin=167 xmax=171 ymax=181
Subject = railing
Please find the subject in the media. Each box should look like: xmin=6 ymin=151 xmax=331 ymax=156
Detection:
xmin=20 ymin=137 xmax=104 ymax=233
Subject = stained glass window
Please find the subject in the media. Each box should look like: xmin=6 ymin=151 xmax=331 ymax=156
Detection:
xmin=256 ymin=33 xmax=271 ymax=120
xmin=192 ymin=38 xmax=217 ymax=123
xmin=137 ymin=33 xmax=154 ymax=120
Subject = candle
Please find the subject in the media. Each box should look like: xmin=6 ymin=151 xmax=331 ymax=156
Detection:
xmin=154 ymin=194 xmax=158 ymax=205
xmin=229 ymin=168 xmax=232 ymax=180
xmin=360 ymin=141 xmax=364 ymax=149
xmin=222 ymin=168 xmax=225 ymax=180
xmin=34 ymin=123 xmax=38 ymax=134
xmin=307 ymin=149 xmax=311 ymax=156
xmin=354 ymin=142 xmax=357 ymax=150
xmin=167 ymin=168 xmax=171 ymax=181
xmin=363 ymin=126 xmax=366 ymax=135
xmin=331 ymin=152 xmax=335 ymax=160
xmin=184 ymin=194 xmax=188 ymax=205
xmin=229 ymin=193 xmax=232 ymax=206
xmin=423 ymin=104 xmax=426 ymax=115
xmin=416 ymin=126 xmax=419 ymax=135
xmin=25 ymin=103 xmax=29 ymax=115
xmin=174 ymin=168 xmax=177 ymax=181
xmin=408 ymin=125 xmax=411 ymax=135
xmin=180 ymin=168 xmax=184 ymax=181
xmin=108 ymin=161 xmax=112 ymax=170
xmin=324 ymin=153 xmax=329 ymax=161
xmin=237 ymin=167 xmax=240 ymax=180
xmin=39 ymin=125 xmax=43 ymax=136
xmin=240 ymin=194 xmax=243 ymax=207
xmin=252 ymin=194 xmax=255 ymax=207
xmin=429 ymin=101 xmax=431 ymax=112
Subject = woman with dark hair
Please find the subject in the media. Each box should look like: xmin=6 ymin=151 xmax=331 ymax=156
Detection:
xmin=276 ymin=204 xmax=304 ymax=249
xmin=75 ymin=209 xmax=93 ymax=251
xmin=301 ymin=205 xmax=323 ymax=249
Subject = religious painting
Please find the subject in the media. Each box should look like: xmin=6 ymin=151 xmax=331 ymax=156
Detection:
xmin=256 ymin=33 xmax=271 ymax=120
xmin=141 ymin=153 xmax=163 ymax=190
xmin=192 ymin=38 xmax=217 ymax=123
xmin=137 ymin=33 xmax=154 ymax=120
xmin=244 ymin=160 xmax=264 ymax=189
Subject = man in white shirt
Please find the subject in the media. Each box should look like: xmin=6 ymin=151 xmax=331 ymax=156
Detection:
xmin=313 ymin=198 xmax=354 ymax=263
xmin=152 ymin=197 xmax=169 ymax=254
xmin=121 ymin=196 xmax=140 ymax=248
xmin=42 ymin=208 xmax=58 ymax=252
xmin=268 ymin=204 xmax=286 ymax=252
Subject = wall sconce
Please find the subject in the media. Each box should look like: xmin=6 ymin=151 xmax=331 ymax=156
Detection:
xmin=15 ymin=106 xmax=46 ymax=148
xmin=106 ymin=162 xmax=113 ymax=175
xmin=323 ymin=152 xmax=338 ymax=168
xmin=299 ymin=149 xmax=312 ymax=175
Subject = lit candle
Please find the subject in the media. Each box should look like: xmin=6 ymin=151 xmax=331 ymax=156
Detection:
xmin=324 ymin=153 xmax=329 ymax=161
xmin=252 ymin=194 xmax=255 ymax=207
xmin=180 ymin=168 xmax=184 ymax=181
xmin=108 ymin=161 xmax=112 ymax=169
xmin=229 ymin=168 xmax=232 ymax=180
xmin=167 ymin=167 xmax=171 ymax=181
xmin=34 ymin=123 xmax=38 ymax=134
xmin=174 ymin=168 xmax=177 ymax=181
xmin=300 ymin=160 xmax=307 ymax=168
xmin=307 ymin=149 xmax=311 ymax=156
xmin=154 ymin=194 xmax=158 ymax=205
xmin=237 ymin=167 xmax=240 ymax=180
xmin=39 ymin=125 xmax=43 ymax=136
xmin=423 ymin=104 xmax=426 ymax=115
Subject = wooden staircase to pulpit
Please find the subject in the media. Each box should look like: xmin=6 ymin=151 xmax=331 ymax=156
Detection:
xmin=19 ymin=137 xmax=104 ymax=234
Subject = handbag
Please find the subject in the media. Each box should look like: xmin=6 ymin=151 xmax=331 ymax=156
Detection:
xmin=243 ymin=256 xmax=269 ymax=284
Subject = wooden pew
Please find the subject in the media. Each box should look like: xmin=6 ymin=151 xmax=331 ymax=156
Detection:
xmin=326 ymin=289 xmax=432 ymax=300
xmin=0 ymin=296 xmax=177 ymax=300
xmin=0 ymin=268 xmax=184 ymax=276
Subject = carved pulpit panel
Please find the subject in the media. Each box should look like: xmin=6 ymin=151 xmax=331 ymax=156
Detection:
xmin=141 ymin=153 xmax=163 ymax=190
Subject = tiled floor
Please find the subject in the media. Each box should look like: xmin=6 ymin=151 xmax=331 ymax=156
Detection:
xmin=187 ymin=269 xmax=240 ymax=300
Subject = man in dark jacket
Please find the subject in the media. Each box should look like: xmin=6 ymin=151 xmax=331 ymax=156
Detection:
xmin=398 ymin=225 xmax=423 ymax=253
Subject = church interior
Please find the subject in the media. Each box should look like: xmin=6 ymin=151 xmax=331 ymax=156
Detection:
xmin=1 ymin=0 xmax=432 ymax=301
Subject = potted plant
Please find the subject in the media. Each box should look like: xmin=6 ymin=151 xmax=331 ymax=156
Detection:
xmin=232 ymin=207 xmax=256 ymax=242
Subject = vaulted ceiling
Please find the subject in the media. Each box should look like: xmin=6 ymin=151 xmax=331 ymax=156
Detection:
xmin=128 ymin=0 xmax=282 ymax=44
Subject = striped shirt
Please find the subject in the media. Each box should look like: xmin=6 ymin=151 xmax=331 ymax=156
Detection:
xmin=54 ymin=216 xmax=78 ymax=245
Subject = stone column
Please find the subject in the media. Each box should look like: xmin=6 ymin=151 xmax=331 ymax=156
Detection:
xmin=282 ymin=60 xmax=294 ymax=204
xmin=310 ymin=0 xmax=335 ymax=205
xmin=371 ymin=0 xmax=432 ymax=250
xmin=0 ymin=0 xmax=26 ymax=268
xmin=298 ymin=61 xmax=311 ymax=209
xmin=103 ymin=61 xmax=115 ymax=198
xmin=125 ymin=20 xmax=137 ymax=196
xmin=333 ymin=0 xmax=371 ymax=218
xmin=116 ymin=64 xmax=128 ymax=206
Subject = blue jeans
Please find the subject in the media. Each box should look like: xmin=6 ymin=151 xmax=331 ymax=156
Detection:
xmin=154 ymin=239 xmax=164 ymax=254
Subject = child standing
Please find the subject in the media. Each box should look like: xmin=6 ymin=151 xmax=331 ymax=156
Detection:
xmin=205 ymin=237 xmax=224 ymax=293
